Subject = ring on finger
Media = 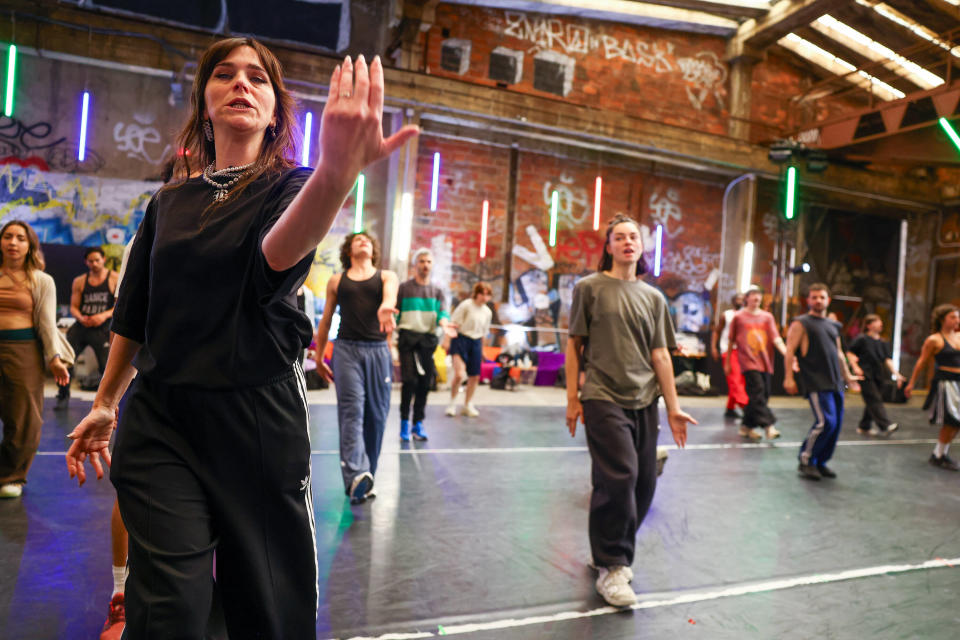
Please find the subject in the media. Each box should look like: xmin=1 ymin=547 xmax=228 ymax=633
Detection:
xmin=340 ymin=91 xmax=352 ymax=99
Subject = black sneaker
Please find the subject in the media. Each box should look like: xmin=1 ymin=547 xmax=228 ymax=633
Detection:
xmin=724 ymin=409 xmax=741 ymax=419
xmin=817 ymin=464 xmax=837 ymax=479
xmin=54 ymin=394 xmax=70 ymax=411
xmin=797 ymin=463 xmax=822 ymax=480
xmin=929 ymin=454 xmax=960 ymax=471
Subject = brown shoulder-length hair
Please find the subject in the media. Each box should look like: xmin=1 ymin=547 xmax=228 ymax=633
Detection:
xmin=340 ymin=231 xmax=381 ymax=271
xmin=472 ymin=282 xmax=492 ymax=298
xmin=931 ymin=304 xmax=959 ymax=332
xmin=597 ymin=214 xmax=647 ymax=276
xmin=170 ymin=37 xmax=298 ymax=202
xmin=0 ymin=220 xmax=45 ymax=284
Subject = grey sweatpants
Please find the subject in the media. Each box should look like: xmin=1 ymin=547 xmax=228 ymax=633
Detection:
xmin=332 ymin=339 xmax=393 ymax=492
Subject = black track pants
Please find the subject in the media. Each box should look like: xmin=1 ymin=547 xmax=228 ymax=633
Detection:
xmin=111 ymin=368 xmax=318 ymax=640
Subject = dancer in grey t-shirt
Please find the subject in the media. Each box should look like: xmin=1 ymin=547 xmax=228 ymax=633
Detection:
xmin=565 ymin=214 xmax=696 ymax=608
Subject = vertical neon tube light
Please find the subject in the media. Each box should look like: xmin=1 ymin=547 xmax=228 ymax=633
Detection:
xmin=593 ymin=176 xmax=602 ymax=230
xmin=430 ymin=152 xmax=440 ymax=211
xmin=353 ymin=173 xmax=365 ymax=233
xmin=785 ymin=166 xmax=797 ymax=220
xmin=4 ymin=45 xmax=16 ymax=117
xmin=549 ymin=190 xmax=558 ymax=247
xmin=301 ymin=112 xmax=313 ymax=166
xmin=78 ymin=91 xmax=90 ymax=162
xmin=654 ymin=224 xmax=663 ymax=277
xmin=479 ymin=200 xmax=489 ymax=259
xmin=740 ymin=241 xmax=754 ymax=293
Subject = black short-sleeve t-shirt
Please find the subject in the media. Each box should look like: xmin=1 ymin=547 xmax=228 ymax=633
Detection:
xmin=112 ymin=167 xmax=315 ymax=388
xmin=849 ymin=334 xmax=891 ymax=381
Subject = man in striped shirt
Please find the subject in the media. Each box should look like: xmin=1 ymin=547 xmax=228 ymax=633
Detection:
xmin=396 ymin=249 xmax=457 ymax=441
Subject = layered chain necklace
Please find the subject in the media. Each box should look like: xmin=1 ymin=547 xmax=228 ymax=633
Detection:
xmin=202 ymin=162 xmax=256 ymax=203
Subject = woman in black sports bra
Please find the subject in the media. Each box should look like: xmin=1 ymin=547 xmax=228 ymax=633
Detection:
xmin=905 ymin=304 xmax=960 ymax=471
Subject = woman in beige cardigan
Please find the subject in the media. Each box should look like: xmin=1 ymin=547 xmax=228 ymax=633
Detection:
xmin=0 ymin=220 xmax=73 ymax=497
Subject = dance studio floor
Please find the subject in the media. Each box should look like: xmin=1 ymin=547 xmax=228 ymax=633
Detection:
xmin=1 ymin=384 xmax=958 ymax=639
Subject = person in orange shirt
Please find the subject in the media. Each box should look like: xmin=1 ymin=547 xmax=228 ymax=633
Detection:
xmin=725 ymin=286 xmax=786 ymax=441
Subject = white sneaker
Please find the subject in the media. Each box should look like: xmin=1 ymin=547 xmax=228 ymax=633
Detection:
xmin=445 ymin=404 xmax=457 ymax=417
xmin=462 ymin=404 xmax=479 ymax=418
xmin=0 ymin=483 xmax=23 ymax=498
xmin=595 ymin=566 xmax=637 ymax=607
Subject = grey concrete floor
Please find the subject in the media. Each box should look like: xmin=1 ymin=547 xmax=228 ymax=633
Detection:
xmin=0 ymin=385 xmax=957 ymax=639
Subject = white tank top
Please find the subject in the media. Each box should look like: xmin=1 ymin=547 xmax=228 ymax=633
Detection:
xmin=719 ymin=308 xmax=736 ymax=353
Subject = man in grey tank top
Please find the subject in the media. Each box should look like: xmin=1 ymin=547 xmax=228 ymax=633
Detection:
xmin=784 ymin=283 xmax=861 ymax=480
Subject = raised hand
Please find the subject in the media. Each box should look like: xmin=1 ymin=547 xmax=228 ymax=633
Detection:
xmin=319 ymin=55 xmax=419 ymax=187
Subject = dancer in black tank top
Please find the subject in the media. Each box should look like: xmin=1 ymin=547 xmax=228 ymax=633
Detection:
xmin=314 ymin=231 xmax=399 ymax=504
xmin=784 ymin=284 xmax=860 ymax=481
xmin=905 ymin=304 xmax=960 ymax=471
xmin=56 ymin=247 xmax=119 ymax=409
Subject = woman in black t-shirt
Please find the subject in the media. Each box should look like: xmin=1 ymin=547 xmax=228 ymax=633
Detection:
xmin=64 ymin=37 xmax=418 ymax=638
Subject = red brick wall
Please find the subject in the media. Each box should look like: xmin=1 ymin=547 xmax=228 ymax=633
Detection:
xmin=751 ymin=51 xmax=869 ymax=143
xmin=426 ymin=4 xmax=730 ymax=134
xmin=412 ymin=135 xmax=725 ymax=335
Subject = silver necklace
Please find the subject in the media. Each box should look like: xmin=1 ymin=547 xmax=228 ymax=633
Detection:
xmin=202 ymin=162 xmax=256 ymax=202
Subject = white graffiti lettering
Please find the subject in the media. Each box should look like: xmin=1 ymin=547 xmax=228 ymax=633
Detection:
xmin=676 ymin=51 xmax=727 ymax=111
xmin=543 ymin=174 xmax=591 ymax=228
xmin=648 ymin=188 xmax=685 ymax=238
xmin=499 ymin=10 xmax=722 ymax=111
xmin=112 ymin=116 xmax=170 ymax=166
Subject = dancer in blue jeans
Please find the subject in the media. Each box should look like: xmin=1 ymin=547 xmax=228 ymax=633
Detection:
xmin=784 ymin=283 xmax=860 ymax=480
xmin=314 ymin=231 xmax=398 ymax=504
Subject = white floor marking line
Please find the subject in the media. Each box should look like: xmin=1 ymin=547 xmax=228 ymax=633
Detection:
xmin=333 ymin=556 xmax=960 ymax=640
xmin=35 ymin=439 xmax=939 ymax=457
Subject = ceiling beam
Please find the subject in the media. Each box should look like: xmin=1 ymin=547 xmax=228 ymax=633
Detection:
xmin=728 ymin=0 xmax=854 ymax=60
xmin=622 ymin=0 xmax=771 ymax=20
xmin=441 ymin=0 xmax=739 ymax=35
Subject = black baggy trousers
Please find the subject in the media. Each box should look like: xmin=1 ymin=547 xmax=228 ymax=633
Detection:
xmin=743 ymin=370 xmax=776 ymax=428
xmin=582 ymin=398 xmax=659 ymax=568
xmin=111 ymin=368 xmax=318 ymax=640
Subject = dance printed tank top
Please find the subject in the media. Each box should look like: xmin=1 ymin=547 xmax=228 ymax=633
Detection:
xmin=80 ymin=273 xmax=116 ymax=319
xmin=935 ymin=333 xmax=960 ymax=369
xmin=336 ymin=270 xmax=386 ymax=341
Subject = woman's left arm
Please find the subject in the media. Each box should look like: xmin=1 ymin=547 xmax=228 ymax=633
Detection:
xmin=262 ymin=55 xmax=418 ymax=272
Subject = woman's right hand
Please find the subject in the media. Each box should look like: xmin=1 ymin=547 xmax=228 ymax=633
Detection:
xmin=65 ymin=406 xmax=117 ymax=487
xmin=318 ymin=360 xmax=334 ymax=383
xmin=903 ymin=381 xmax=914 ymax=398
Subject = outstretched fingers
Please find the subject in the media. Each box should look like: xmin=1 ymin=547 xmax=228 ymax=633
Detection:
xmin=354 ymin=55 xmax=370 ymax=105
xmin=328 ymin=64 xmax=342 ymax=106
xmin=368 ymin=55 xmax=384 ymax=117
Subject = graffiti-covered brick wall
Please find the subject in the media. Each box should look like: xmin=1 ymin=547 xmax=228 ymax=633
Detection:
xmin=426 ymin=4 xmax=730 ymax=133
xmin=412 ymin=135 xmax=726 ymax=344
xmin=410 ymin=138 xmax=512 ymax=305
